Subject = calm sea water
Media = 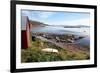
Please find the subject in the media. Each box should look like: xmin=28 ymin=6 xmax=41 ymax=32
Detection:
xmin=32 ymin=26 xmax=89 ymax=35
xmin=32 ymin=26 xmax=90 ymax=46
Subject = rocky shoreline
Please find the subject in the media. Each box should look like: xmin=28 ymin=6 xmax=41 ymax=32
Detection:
xmin=32 ymin=33 xmax=85 ymax=43
xmin=32 ymin=33 xmax=89 ymax=52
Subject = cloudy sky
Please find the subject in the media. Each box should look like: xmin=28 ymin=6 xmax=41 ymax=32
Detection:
xmin=22 ymin=10 xmax=90 ymax=26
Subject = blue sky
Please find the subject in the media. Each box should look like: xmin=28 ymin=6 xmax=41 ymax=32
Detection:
xmin=22 ymin=10 xmax=90 ymax=26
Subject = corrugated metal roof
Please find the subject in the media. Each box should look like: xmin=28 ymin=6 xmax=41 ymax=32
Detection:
xmin=21 ymin=16 xmax=28 ymax=30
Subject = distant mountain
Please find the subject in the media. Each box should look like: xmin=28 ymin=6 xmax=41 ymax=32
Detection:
xmin=46 ymin=24 xmax=90 ymax=28
xmin=64 ymin=25 xmax=90 ymax=28
xmin=77 ymin=25 xmax=90 ymax=28
xmin=29 ymin=20 xmax=90 ymax=28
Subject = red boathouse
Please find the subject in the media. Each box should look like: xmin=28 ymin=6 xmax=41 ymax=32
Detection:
xmin=21 ymin=16 xmax=32 ymax=49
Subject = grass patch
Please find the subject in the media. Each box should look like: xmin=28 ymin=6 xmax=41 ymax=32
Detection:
xmin=21 ymin=38 xmax=90 ymax=63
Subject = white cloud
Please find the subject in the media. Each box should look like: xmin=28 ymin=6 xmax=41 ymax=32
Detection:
xmin=22 ymin=11 xmax=55 ymax=21
xmin=37 ymin=12 xmax=55 ymax=19
xmin=21 ymin=11 xmax=30 ymax=16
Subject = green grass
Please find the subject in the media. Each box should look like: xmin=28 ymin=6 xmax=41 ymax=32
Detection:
xmin=21 ymin=38 xmax=90 ymax=63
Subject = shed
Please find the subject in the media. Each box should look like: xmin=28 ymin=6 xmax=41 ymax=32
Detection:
xmin=21 ymin=16 xmax=32 ymax=49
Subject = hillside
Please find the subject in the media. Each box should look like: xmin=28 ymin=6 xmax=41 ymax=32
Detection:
xmin=30 ymin=20 xmax=47 ymax=27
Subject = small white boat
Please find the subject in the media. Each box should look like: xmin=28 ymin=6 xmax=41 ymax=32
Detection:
xmin=41 ymin=48 xmax=58 ymax=53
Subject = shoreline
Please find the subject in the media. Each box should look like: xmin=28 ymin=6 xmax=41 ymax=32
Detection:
xmin=33 ymin=35 xmax=90 ymax=53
